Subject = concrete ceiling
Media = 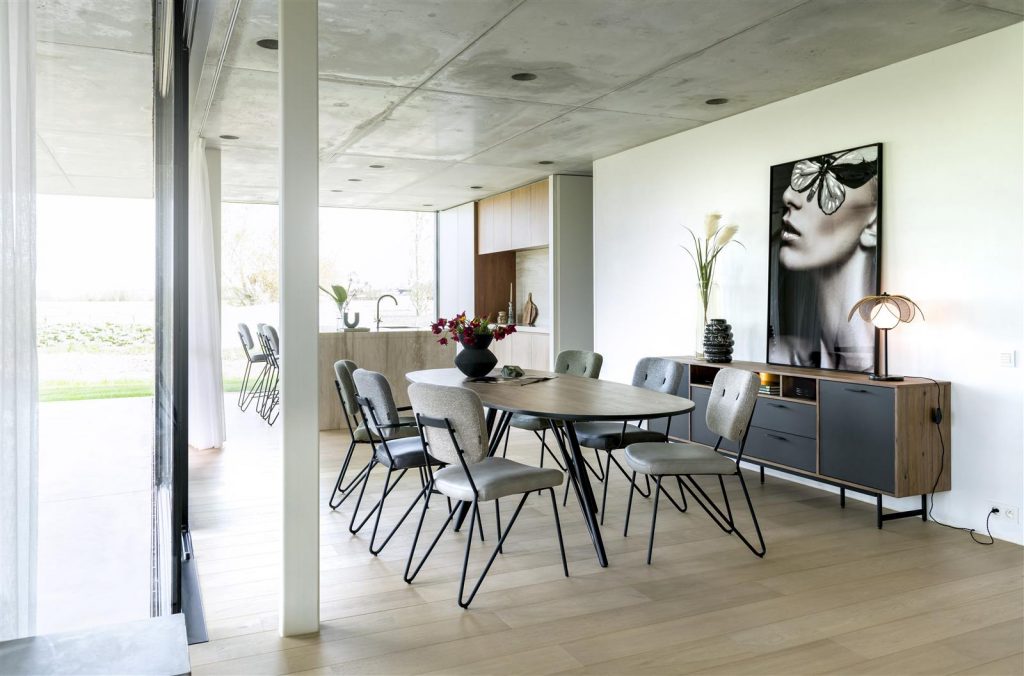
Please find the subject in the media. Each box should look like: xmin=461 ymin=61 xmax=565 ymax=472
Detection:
xmin=37 ymin=0 xmax=1022 ymax=210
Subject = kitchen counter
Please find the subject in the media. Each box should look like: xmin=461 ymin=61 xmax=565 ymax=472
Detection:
xmin=318 ymin=329 xmax=455 ymax=431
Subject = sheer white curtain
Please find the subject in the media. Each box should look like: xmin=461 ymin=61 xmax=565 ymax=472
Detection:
xmin=188 ymin=138 xmax=226 ymax=449
xmin=0 ymin=0 xmax=38 ymax=640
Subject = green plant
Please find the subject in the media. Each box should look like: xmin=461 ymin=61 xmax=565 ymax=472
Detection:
xmin=681 ymin=212 xmax=743 ymax=326
xmin=319 ymin=284 xmax=348 ymax=309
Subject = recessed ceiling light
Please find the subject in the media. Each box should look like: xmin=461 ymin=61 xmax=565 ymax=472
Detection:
xmin=348 ymin=178 xmax=362 ymax=182
xmin=368 ymin=164 xmax=385 ymax=169
xmin=705 ymin=97 xmax=729 ymax=105
xmin=330 ymin=189 xmax=344 ymax=193
xmin=422 ymin=203 xmax=434 ymax=207
xmin=511 ymin=72 xmax=537 ymax=81
xmin=470 ymin=185 xmax=483 ymax=189
xmin=219 ymin=134 xmax=239 ymax=140
xmin=257 ymin=38 xmax=278 ymax=50
xmin=537 ymin=160 xmax=554 ymax=165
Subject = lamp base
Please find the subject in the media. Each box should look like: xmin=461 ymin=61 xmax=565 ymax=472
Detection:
xmin=869 ymin=373 xmax=904 ymax=382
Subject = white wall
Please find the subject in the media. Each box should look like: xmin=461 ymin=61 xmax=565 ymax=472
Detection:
xmin=437 ymin=201 xmax=475 ymax=318
xmin=593 ymin=26 xmax=1023 ymax=544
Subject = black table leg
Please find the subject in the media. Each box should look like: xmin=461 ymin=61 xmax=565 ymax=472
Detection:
xmin=551 ymin=420 xmax=608 ymax=567
xmin=454 ymin=409 xmax=510 ymax=532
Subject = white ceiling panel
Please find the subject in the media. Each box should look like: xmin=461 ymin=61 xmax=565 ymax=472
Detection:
xmin=41 ymin=132 xmax=152 ymax=180
xmin=589 ymin=0 xmax=1023 ymax=122
xmin=37 ymin=0 xmax=151 ymax=54
xmin=320 ymin=155 xmax=454 ymax=194
xmin=466 ymin=108 xmax=700 ymax=172
xmin=422 ymin=0 xmax=807 ymax=107
xmin=347 ymin=90 xmax=571 ymax=161
xmin=36 ymin=42 xmax=151 ymax=137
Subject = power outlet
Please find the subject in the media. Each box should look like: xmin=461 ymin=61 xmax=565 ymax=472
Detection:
xmin=990 ymin=502 xmax=1018 ymax=522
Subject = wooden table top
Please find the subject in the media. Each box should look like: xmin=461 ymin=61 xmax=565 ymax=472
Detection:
xmin=406 ymin=368 xmax=695 ymax=422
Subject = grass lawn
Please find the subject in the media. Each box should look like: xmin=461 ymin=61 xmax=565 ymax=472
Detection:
xmin=41 ymin=378 xmax=245 ymax=402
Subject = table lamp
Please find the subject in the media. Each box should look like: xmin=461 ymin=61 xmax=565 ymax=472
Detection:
xmin=847 ymin=292 xmax=924 ymax=381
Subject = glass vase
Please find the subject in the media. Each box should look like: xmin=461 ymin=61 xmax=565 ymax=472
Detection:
xmin=694 ymin=282 xmax=721 ymax=359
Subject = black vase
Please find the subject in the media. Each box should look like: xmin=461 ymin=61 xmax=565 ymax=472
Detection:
xmin=703 ymin=318 xmax=734 ymax=364
xmin=454 ymin=334 xmax=498 ymax=377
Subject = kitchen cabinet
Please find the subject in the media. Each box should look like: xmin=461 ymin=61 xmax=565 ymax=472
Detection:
xmin=477 ymin=179 xmax=549 ymax=254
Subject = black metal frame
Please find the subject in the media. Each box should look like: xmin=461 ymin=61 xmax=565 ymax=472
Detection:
xmin=254 ymin=326 xmax=279 ymax=425
xmin=327 ymin=379 xmax=372 ymax=510
xmin=404 ymin=414 xmax=568 ymax=609
xmin=347 ymin=394 xmax=443 ymax=556
xmin=623 ymin=421 xmax=766 ymax=564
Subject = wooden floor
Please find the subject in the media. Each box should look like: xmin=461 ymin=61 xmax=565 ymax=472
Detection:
xmin=187 ymin=412 xmax=1023 ymax=675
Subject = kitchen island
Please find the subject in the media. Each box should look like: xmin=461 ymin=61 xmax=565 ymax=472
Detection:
xmin=318 ymin=329 xmax=455 ymax=431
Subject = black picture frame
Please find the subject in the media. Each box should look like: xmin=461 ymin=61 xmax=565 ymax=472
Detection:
xmin=766 ymin=142 xmax=882 ymax=373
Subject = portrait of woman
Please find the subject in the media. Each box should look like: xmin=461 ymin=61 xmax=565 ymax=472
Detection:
xmin=767 ymin=143 xmax=881 ymax=372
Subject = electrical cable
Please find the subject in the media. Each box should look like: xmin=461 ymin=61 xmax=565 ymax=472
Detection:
xmin=914 ymin=376 xmax=994 ymax=545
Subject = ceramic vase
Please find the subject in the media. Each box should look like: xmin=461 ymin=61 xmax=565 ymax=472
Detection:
xmin=703 ymin=318 xmax=734 ymax=363
xmin=454 ymin=334 xmax=498 ymax=377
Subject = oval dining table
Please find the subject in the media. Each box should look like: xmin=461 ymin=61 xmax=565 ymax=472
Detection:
xmin=406 ymin=368 xmax=696 ymax=567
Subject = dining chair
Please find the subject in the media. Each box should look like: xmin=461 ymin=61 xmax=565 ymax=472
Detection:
xmin=623 ymin=367 xmax=765 ymax=563
xmin=235 ymin=323 xmax=269 ymax=412
xmin=348 ymin=369 xmax=442 ymax=556
xmin=505 ymin=349 xmax=604 ymax=472
xmin=256 ymin=324 xmax=280 ymax=425
xmin=404 ymin=382 xmax=568 ymax=609
xmin=328 ymin=360 xmax=415 ymax=510
xmin=572 ymin=357 xmax=685 ymax=524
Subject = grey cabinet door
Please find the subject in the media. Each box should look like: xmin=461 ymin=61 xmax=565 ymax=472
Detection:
xmin=819 ymin=381 xmax=895 ymax=493
xmin=647 ymin=365 xmax=689 ymax=440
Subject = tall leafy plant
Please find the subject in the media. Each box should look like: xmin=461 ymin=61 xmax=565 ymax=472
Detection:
xmin=681 ymin=213 xmax=743 ymax=328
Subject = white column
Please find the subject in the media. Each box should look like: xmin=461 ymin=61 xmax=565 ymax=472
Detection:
xmin=278 ymin=0 xmax=319 ymax=636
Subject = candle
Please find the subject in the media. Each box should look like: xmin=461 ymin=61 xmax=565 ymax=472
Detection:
xmin=509 ymin=282 xmax=513 ymax=304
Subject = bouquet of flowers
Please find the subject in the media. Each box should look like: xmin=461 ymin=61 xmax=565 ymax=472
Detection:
xmin=430 ymin=312 xmax=516 ymax=347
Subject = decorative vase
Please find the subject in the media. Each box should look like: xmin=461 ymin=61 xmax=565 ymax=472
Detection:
xmin=454 ymin=334 xmax=498 ymax=377
xmin=522 ymin=292 xmax=538 ymax=327
xmin=703 ymin=318 xmax=734 ymax=363
xmin=694 ymin=282 xmax=721 ymax=359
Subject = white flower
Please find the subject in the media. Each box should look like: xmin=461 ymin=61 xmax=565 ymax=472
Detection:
xmin=703 ymin=212 xmax=722 ymax=240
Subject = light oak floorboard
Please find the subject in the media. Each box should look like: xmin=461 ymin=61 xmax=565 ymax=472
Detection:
xmin=188 ymin=409 xmax=1023 ymax=675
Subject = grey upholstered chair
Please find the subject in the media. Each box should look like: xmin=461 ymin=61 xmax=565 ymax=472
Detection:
xmin=506 ymin=349 xmax=604 ymax=470
xmin=623 ymin=367 xmax=765 ymax=562
xmin=236 ymin=323 xmax=269 ymax=412
xmin=348 ymin=369 xmax=441 ymax=556
xmin=404 ymin=382 xmax=568 ymax=609
xmin=573 ymin=357 xmax=686 ymax=523
xmin=255 ymin=324 xmax=280 ymax=425
xmin=328 ymin=360 xmax=416 ymax=510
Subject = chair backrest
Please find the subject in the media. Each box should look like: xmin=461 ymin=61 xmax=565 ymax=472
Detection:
xmin=408 ymin=383 xmax=488 ymax=466
xmin=264 ymin=325 xmax=280 ymax=355
xmin=333 ymin=359 xmax=359 ymax=416
xmin=353 ymin=369 xmax=400 ymax=437
xmin=706 ymin=368 xmax=759 ymax=443
xmin=237 ymin=323 xmax=255 ymax=351
xmin=631 ymin=357 xmax=684 ymax=395
xmin=554 ymin=349 xmax=603 ymax=379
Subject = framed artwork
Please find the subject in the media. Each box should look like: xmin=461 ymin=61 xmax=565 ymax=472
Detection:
xmin=767 ymin=142 xmax=882 ymax=373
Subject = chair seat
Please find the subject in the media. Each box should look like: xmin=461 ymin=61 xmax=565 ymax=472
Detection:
xmin=248 ymin=353 xmax=269 ymax=363
xmin=573 ymin=421 xmax=666 ymax=451
xmin=373 ymin=435 xmax=438 ymax=470
xmin=433 ymin=457 xmax=563 ymax=502
xmin=353 ymin=416 xmax=417 ymax=442
xmin=625 ymin=442 xmax=737 ymax=476
xmin=509 ymin=413 xmax=560 ymax=432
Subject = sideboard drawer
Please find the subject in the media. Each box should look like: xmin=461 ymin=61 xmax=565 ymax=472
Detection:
xmin=751 ymin=398 xmax=816 ymax=438
xmin=744 ymin=426 xmax=816 ymax=473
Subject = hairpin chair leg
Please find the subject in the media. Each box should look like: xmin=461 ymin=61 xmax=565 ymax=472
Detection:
xmin=678 ymin=472 xmax=766 ymax=558
xmin=536 ymin=429 xmax=567 ymax=471
xmin=237 ymin=360 xmax=252 ymax=409
xmin=370 ymin=474 xmax=432 ymax=556
xmin=404 ymin=487 xmax=461 ymax=584
xmin=349 ymin=462 xmax=408 ymax=535
xmin=458 ymin=493 xmax=532 ymax=609
xmin=647 ymin=476 xmax=663 ymax=565
xmin=328 ymin=439 xmax=367 ymax=510
xmin=495 ymin=499 xmax=502 ymax=554
xmin=549 ymin=488 xmax=569 ymax=577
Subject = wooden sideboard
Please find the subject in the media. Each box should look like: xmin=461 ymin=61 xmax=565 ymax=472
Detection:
xmin=652 ymin=357 xmax=951 ymax=527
